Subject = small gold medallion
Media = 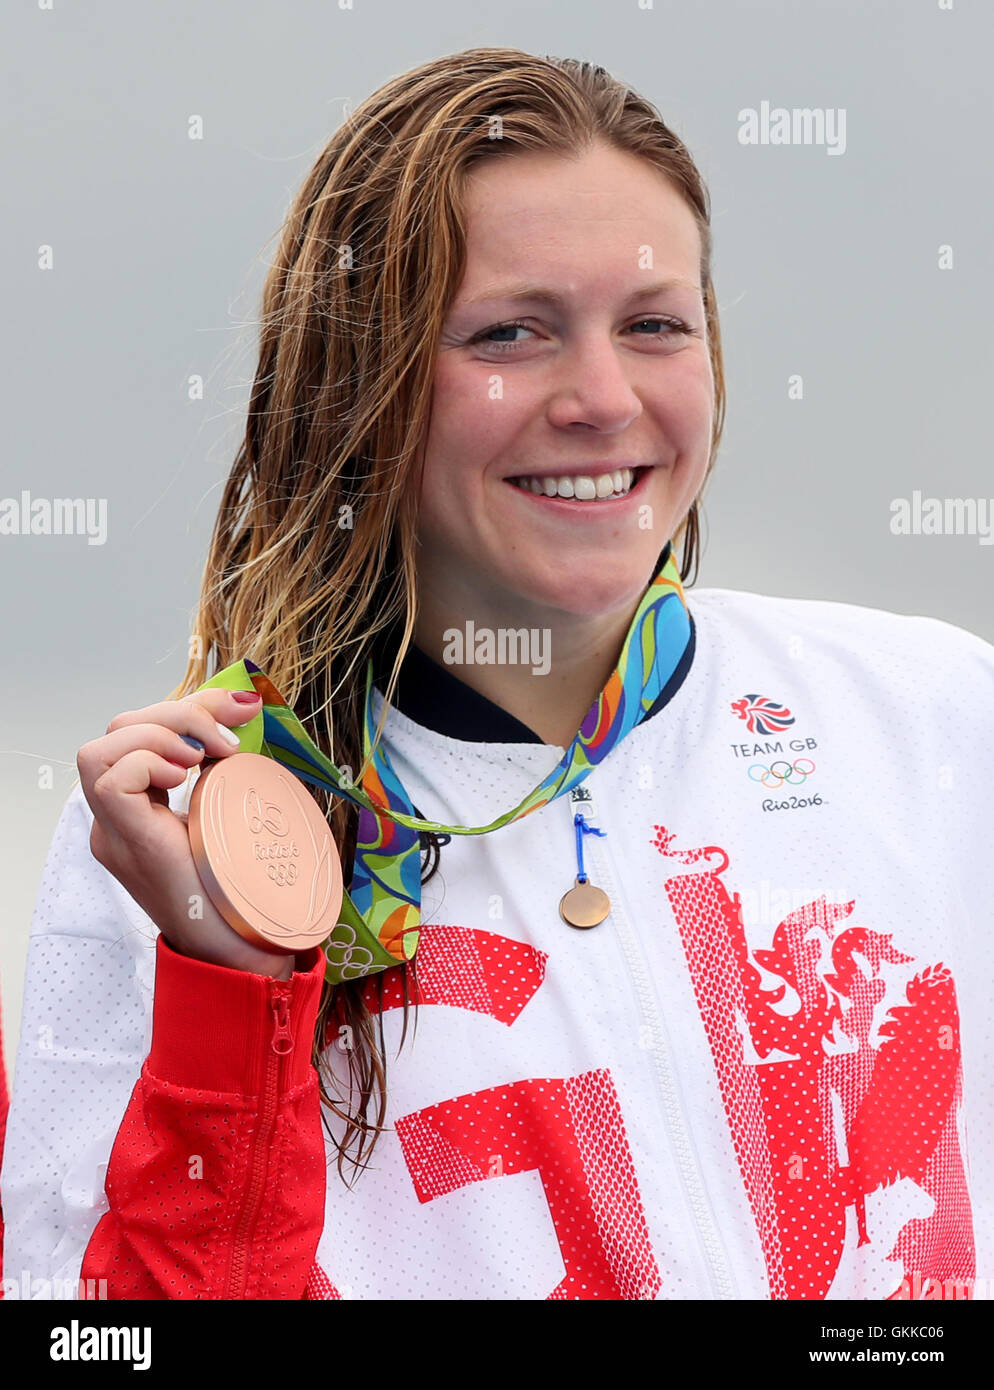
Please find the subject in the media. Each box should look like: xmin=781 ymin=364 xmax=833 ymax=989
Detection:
xmin=559 ymin=876 xmax=611 ymax=929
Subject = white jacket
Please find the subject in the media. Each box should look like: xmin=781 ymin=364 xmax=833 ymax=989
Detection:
xmin=3 ymin=584 xmax=992 ymax=1300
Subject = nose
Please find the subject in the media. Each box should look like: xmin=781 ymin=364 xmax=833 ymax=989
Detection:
xmin=545 ymin=333 xmax=644 ymax=433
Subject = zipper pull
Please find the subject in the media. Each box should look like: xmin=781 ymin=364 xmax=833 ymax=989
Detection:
xmin=270 ymin=992 xmax=295 ymax=1055
xmin=559 ymin=812 xmax=612 ymax=929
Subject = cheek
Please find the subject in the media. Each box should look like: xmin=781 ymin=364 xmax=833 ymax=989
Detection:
xmin=417 ymin=372 xmax=484 ymax=534
xmin=416 ymin=447 xmax=460 ymax=530
xmin=430 ymin=357 xmax=487 ymax=436
xmin=428 ymin=357 xmax=535 ymax=458
xmin=651 ymin=354 xmax=715 ymax=434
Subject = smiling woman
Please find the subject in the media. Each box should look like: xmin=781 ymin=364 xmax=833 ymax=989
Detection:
xmin=418 ymin=139 xmax=718 ymax=745
xmin=3 ymin=47 xmax=993 ymax=1305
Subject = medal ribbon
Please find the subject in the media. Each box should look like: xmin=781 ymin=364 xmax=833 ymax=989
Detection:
xmin=193 ymin=543 xmax=691 ymax=984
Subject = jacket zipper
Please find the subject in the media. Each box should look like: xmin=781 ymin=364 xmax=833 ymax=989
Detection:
xmin=224 ymin=980 xmax=295 ymax=1299
xmin=569 ymin=789 xmax=738 ymax=1299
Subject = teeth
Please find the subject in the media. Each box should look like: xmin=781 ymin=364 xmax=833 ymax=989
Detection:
xmin=511 ymin=467 xmax=637 ymax=500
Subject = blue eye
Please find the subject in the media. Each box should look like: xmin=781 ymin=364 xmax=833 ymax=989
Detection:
xmin=469 ymin=316 xmax=695 ymax=352
xmin=472 ymin=320 xmax=535 ymax=348
xmin=629 ymin=317 xmax=693 ymax=336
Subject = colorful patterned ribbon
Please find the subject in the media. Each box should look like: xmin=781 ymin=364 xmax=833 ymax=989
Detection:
xmin=193 ymin=543 xmax=692 ymax=984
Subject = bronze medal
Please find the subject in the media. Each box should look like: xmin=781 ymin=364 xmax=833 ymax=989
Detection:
xmin=187 ymin=752 xmax=343 ymax=954
xmin=559 ymin=876 xmax=611 ymax=929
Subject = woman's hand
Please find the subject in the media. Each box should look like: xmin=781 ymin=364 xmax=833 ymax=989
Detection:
xmin=76 ymin=689 xmax=295 ymax=978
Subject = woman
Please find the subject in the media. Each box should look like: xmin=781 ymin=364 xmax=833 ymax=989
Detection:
xmin=3 ymin=48 xmax=992 ymax=1302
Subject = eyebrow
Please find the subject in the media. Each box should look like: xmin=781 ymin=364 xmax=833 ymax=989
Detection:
xmin=456 ymin=277 xmax=703 ymax=311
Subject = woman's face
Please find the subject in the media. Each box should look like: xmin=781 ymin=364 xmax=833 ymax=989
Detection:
xmin=415 ymin=139 xmax=715 ymax=622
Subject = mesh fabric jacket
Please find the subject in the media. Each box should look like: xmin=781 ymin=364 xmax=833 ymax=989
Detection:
xmin=2 ymin=585 xmax=992 ymax=1300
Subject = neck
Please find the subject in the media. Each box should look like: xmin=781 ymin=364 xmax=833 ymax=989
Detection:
xmin=412 ymin=577 xmax=639 ymax=749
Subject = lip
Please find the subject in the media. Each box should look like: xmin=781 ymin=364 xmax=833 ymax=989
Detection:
xmin=502 ymin=465 xmax=654 ymax=514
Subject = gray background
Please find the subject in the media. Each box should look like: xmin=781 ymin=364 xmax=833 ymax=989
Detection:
xmin=2 ymin=0 xmax=991 ymax=1075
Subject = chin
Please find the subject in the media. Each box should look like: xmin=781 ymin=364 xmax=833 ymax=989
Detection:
xmin=500 ymin=551 xmax=663 ymax=619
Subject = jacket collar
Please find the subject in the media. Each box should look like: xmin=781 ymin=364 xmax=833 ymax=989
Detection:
xmin=371 ymin=543 xmax=696 ymax=745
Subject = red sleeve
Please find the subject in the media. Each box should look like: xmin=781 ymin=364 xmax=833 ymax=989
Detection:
xmin=80 ymin=935 xmax=327 ymax=1300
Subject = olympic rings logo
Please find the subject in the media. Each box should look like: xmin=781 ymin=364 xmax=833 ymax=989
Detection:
xmin=748 ymin=758 xmax=816 ymax=788
xmin=324 ymin=922 xmax=375 ymax=980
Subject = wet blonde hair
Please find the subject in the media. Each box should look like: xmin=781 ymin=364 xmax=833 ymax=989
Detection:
xmin=167 ymin=47 xmax=726 ymax=1180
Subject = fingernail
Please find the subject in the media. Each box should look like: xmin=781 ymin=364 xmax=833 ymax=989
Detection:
xmin=215 ymin=721 xmax=241 ymax=746
xmin=180 ymin=735 xmax=205 ymax=753
xmin=232 ymin=690 xmax=260 ymax=704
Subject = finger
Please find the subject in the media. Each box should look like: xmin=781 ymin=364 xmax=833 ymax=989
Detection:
xmin=88 ymin=748 xmax=198 ymax=848
xmin=77 ymin=721 xmax=212 ymax=797
xmin=102 ymin=690 xmax=259 ymax=752
xmin=105 ymin=687 xmax=260 ymax=738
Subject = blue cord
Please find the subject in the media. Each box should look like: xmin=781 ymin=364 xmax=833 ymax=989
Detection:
xmin=574 ymin=812 xmax=607 ymax=884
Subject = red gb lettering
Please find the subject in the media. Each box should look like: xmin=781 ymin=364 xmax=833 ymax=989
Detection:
xmin=396 ymin=1069 xmax=661 ymax=1301
xmin=360 ymin=925 xmax=547 ymax=1025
